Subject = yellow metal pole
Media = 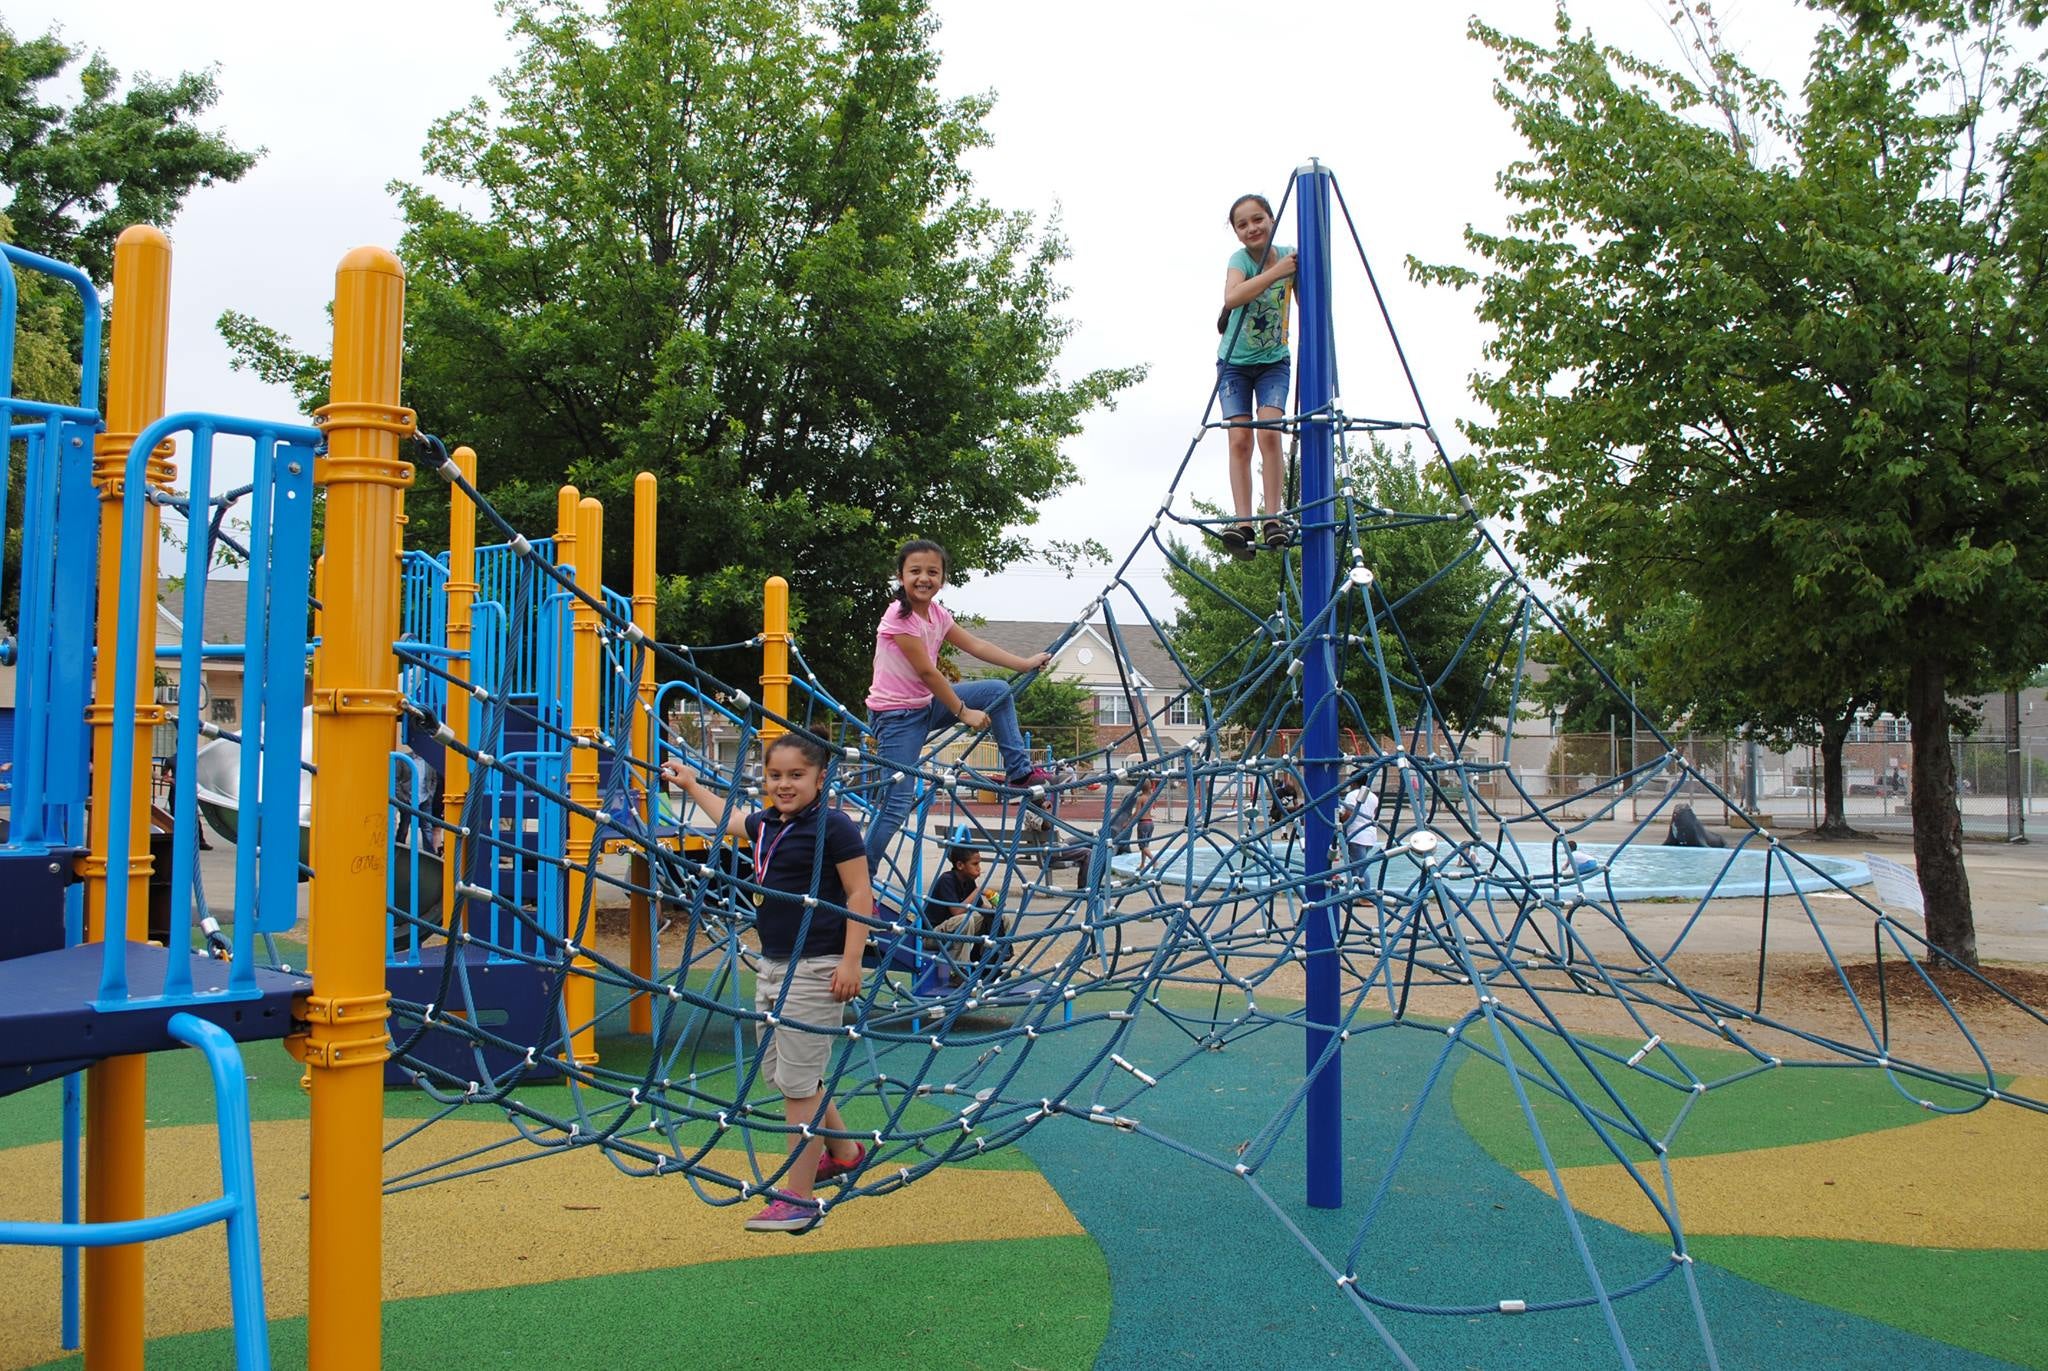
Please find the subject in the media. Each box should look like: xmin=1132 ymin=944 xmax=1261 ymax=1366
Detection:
xmin=761 ymin=576 xmax=790 ymax=748
xmin=305 ymin=246 xmax=410 ymax=1371
xmin=81 ymin=223 xmax=172 ymax=1371
xmin=554 ymin=485 xmax=578 ymax=569
xmin=440 ymin=446 xmax=478 ymax=933
xmin=563 ymin=496 xmax=603 ymax=1063
xmin=628 ymin=473 xmax=656 ymax=1035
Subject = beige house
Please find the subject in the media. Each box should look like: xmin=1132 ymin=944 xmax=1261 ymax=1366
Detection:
xmin=967 ymin=619 xmax=1202 ymax=760
xmin=154 ymin=580 xmax=251 ymax=751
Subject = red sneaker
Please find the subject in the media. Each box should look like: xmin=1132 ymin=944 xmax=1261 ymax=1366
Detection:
xmin=816 ymin=1141 xmax=868 ymax=1183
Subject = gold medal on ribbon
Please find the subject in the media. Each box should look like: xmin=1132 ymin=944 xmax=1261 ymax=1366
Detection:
xmin=753 ymin=892 xmax=766 ymax=907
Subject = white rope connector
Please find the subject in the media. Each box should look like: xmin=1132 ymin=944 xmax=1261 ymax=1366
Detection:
xmin=1498 ymin=1299 xmax=1527 ymax=1315
xmin=1625 ymin=1035 xmax=1662 ymax=1068
xmin=1110 ymin=1054 xmax=1159 ymax=1087
xmin=439 ymin=457 xmax=462 ymax=481
xmin=510 ymin=534 xmax=531 ymax=555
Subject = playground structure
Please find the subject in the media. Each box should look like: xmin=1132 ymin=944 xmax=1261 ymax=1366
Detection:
xmin=0 ymin=160 xmax=2045 ymax=1371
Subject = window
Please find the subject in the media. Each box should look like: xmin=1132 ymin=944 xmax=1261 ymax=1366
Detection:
xmin=1849 ymin=715 xmax=1911 ymax=744
xmin=210 ymin=696 xmax=239 ymax=725
xmin=1167 ymin=697 xmax=1195 ymax=727
xmin=1097 ymin=692 xmax=1131 ymax=725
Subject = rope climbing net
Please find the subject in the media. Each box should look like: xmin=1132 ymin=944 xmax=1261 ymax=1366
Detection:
xmin=351 ymin=168 xmax=2046 ymax=1370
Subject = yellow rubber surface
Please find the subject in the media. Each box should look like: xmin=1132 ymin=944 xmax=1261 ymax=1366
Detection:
xmin=1520 ymin=1076 xmax=2048 ymax=1249
xmin=0 ymin=1119 xmax=1083 ymax=1370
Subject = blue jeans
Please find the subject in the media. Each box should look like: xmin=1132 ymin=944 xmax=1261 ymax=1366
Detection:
xmin=865 ymin=678 xmax=1033 ymax=872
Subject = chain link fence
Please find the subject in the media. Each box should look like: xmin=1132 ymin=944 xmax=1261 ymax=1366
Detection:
xmin=1484 ymin=730 xmax=2042 ymax=838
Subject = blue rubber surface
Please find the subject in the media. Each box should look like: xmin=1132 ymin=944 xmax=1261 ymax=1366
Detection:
xmin=1010 ymin=1005 xmax=2018 ymax=1370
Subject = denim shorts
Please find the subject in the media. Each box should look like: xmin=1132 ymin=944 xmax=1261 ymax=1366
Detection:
xmin=1217 ymin=358 xmax=1291 ymax=417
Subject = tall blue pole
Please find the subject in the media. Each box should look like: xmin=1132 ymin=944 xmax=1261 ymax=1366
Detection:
xmin=1293 ymin=160 xmax=1342 ymax=1209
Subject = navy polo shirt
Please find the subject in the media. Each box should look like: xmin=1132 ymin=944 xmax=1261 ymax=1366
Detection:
xmin=743 ymin=801 xmax=867 ymax=960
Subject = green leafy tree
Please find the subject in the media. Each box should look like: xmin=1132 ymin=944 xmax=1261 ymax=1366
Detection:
xmin=222 ymin=0 xmax=1137 ymax=699
xmin=1419 ymin=3 xmax=2048 ymax=965
xmin=1 ymin=20 xmax=253 ymax=630
xmin=1003 ymin=671 xmax=1094 ymax=758
xmin=0 ymin=213 xmax=79 ymax=402
xmin=2 ymin=210 xmax=79 ymax=628
xmin=1165 ymin=443 xmax=1513 ymax=749
xmin=0 ymin=20 xmax=257 ymax=282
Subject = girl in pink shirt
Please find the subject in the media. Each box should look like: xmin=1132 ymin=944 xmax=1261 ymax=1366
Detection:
xmin=863 ymin=539 xmax=1052 ymax=874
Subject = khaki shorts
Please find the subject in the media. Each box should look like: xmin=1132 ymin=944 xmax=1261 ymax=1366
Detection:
xmin=754 ymin=954 xmax=843 ymax=1099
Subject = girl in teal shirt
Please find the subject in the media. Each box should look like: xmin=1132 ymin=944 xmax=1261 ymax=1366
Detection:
xmin=1216 ymin=192 xmax=1297 ymax=558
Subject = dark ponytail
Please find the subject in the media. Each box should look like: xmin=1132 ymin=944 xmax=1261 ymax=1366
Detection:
xmin=892 ymin=539 xmax=951 ymax=620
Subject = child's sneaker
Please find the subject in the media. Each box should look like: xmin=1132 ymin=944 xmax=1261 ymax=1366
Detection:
xmin=1007 ymin=765 xmax=1054 ymax=789
xmin=744 ymin=1198 xmax=820 ymax=1233
xmin=815 ymin=1141 xmax=868 ymax=1183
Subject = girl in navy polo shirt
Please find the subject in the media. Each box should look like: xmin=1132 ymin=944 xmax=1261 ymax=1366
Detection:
xmin=662 ymin=732 xmax=872 ymax=1233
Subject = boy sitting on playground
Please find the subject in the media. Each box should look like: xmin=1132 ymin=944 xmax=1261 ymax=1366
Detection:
xmin=925 ymin=844 xmax=1002 ymax=980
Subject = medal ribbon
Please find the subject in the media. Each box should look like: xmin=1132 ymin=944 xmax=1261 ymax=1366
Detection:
xmin=750 ymin=806 xmax=808 ymax=905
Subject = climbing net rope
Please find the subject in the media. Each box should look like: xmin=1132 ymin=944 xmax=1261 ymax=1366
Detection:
xmin=348 ymin=168 xmax=2045 ymax=1369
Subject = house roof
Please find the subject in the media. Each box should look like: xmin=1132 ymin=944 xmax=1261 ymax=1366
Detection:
xmin=969 ymin=618 xmax=1190 ymax=693
xmin=157 ymin=578 xmax=250 ymax=644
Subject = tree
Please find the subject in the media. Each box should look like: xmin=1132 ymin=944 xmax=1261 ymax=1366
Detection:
xmin=1165 ymin=443 xmax=1514 ymax=750
xmin=222 ymin=0 xmax=1137 ymax=699
xmin=1008 ymin=672 xmax=1094 ymax=734
xmin=1 ymin=22 xmax=253 ymax=633
xmin=1003 ymin=671 xmax=1094 ymax=758
xmin=1420 ymin=3 xmax=2048 ymax=966
xmin=0 ymin=20 xmax=257 ymax=283
xmin=0 ymin=213 xmax=79 ymax=403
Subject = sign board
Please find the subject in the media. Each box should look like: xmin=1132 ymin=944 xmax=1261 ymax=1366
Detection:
xmin=1861 ymin=853 xmax=1925 ymax=918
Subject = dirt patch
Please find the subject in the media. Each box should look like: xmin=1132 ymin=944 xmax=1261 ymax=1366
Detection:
xmin=1215 ymin=947 xmax=2048 ymax=1080
xmin=1789 ymin=959 xmax=2048 ymax=1012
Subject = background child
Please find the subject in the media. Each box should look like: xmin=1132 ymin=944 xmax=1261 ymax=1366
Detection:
xmin=662 ymin=733 xmax=872 ymax=1233
xmin=864 ymin=538 xmax=1053 ymax=874
xmin=1339 ymin=770 xmax=1385 ymax=883
xmin=1216 ymin=192 xmax=1297 ymax=557
xmin=1080 ymin=777 xmax=1162 ymax=886
xmin=923 ymin=843 xmax=1002 ymax=980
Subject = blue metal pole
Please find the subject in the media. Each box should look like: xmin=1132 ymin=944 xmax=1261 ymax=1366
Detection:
xmin=1293 ymin=159 xmax=1343 ymax=1210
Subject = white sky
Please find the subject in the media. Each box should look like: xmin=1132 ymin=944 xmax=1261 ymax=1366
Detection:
xmin=22 ymin=0 xmax=1816 ymax=618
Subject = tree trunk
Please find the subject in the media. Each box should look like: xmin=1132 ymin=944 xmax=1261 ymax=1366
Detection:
xmin=1816 ymin=708 xmax=1853 ymax=837
xmin=1906 ymin=656 xmax=1977 ymax=968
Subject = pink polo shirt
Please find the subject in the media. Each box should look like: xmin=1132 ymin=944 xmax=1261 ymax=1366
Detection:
xmin=866 ymin=599 xmax=955 ymax=712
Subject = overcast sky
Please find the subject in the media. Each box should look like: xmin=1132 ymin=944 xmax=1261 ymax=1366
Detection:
xmin=14 ymin=0 xmax=1817 ymax=620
